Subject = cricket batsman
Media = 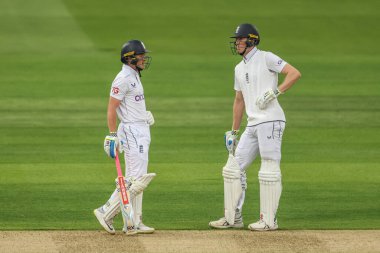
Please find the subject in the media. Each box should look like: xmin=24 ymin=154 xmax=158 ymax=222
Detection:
xmin=209 ymin=24 xmax=301 ymax=231
xmin=94 ymin=40 xmax=156 ymax=234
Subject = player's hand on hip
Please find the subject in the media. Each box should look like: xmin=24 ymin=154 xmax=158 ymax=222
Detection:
xmin=146 ymin=111 xmax=155 ymax=126
xmin=224 ymin=130 xmax=239 ymax=155
xmin=256 ymin=88 xmax=282 ymax=109
xmin=104 ymin=132 xmax=122 ymax=158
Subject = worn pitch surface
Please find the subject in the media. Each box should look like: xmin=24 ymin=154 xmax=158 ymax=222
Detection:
xmin=1 ymin=231 xmax=379 ymax=253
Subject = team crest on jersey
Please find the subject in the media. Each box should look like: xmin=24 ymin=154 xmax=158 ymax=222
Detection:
xmin=112 ymin=87 xmax=119 ymax=94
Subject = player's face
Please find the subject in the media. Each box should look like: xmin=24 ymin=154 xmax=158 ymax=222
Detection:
xmin=135 ymin=54 xmax=152 ymax=70
xmin=235 ymin=37 xmax=248 ymax=54
xmin=136 ymin=54 xmax=146 ymax=69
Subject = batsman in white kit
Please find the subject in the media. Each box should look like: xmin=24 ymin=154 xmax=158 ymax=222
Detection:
xmin=209 ymin=24 xmax=301 ymax=231
xmin=94 ymin=39 xmax=156 ymax=234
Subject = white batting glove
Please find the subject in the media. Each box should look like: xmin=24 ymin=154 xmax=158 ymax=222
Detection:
xmin=104 ymin=132 xmax=122 ymax=159
xmin=224 ymin=130 xmax=239 ymax=155
xmin=256 ymin=88 xmax=282 ymax=109
xmin=146 ymin=111 xmax=155 ymax=126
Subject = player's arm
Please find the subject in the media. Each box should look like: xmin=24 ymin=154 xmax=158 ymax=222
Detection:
xmin=225 ymin=91 xmax=245 ymax=155
xmin=104 ymin=76 xmax=130 ymax=158
xmin=232 ymin=91 xmax=245 ymax=131
xmin=257 ymin=54 xmax=301 ymax=109
xmin=104 ymin=97 xmax=122 ymax=159
xmin=277 ymin=63 xmax=301 ymax=93
xmin=107 ymin=76 xmax=129 ymax=133
xmin=107 ymin=96 xmax=122 ymax=133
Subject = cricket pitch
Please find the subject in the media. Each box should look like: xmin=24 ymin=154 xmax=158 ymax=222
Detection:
xmin=1 ymin=230 xmax=379 ymax=253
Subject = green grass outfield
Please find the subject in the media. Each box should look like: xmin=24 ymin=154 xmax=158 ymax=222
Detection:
xmin=0 ymin=0 xmax=379 ymax=230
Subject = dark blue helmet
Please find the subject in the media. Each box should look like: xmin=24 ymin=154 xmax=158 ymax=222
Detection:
xmin=230 ymin=23 xmax=260 ymax=46
xmin=120 ymin=40 xmax=151 ymax=68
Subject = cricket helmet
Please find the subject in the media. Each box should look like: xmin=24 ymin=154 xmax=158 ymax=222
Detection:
xmin=120 ymin=40 xmax=151 ymax=69
xmin=230 ymin=23 xmax=260 ymax=46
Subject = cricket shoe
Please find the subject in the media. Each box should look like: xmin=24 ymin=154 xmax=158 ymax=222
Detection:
xmin=248 ymin=219 xmax=278 ymax=231
xmin=123 ymin=222 xmax=155 ymax=234
xmin=136 ymin=222 xmax=155 ymax=234
xmin=122 ymin=225 xmax=138 ymax=236
xmin=209 ymin=212 xmax=244 ymax=229
xmin=93 ymin=207 xmax=115 ymax=235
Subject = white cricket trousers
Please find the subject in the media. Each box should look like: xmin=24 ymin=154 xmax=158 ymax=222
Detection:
xmin=234 ymin=121 xmax=285 ymax=211
xmin=118 ymin=122 xmax=151 ymax=179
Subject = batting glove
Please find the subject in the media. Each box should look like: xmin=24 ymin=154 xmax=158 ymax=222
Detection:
xmin=104 ymin=132 xmax=122 ymax=159
xmin=256 ymin=88 xmax=282 ymax=110
xmin=146 ymin=111 xmax=155 ymax=126
xmin=224 ymin=130 xmax=239 ymax=155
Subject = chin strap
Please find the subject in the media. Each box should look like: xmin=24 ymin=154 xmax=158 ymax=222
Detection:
xmin=239 ymin=38 xmax=255 ymax=56
xmin=239 ymin=46 xmax=248 ymax=56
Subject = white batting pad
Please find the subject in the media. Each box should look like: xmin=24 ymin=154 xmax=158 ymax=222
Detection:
xmin=131 ymin=193 xmax=143 ymax=226
xmin=102 ymin=189 xmax=121 ymax=221
xmin=128 ymin=173 xmax=156 ymax=197
xmin=223 ymin=154 xmax=243 ymax=225
xmin=258 ymin=159 xmax=282 ymax=227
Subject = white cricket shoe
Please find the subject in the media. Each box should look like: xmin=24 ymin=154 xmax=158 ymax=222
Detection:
xmin=94 ymin=207 xmax=115 ymax=235
xmin=248 ymin=219 xmax=278 ymax=231
xmin=122 ymin=224 xmax=138 ymax=236
xmin=122 ymin=222 xmax=154 ymax=234
xmin=209 ymin=211 xmax=244 ymax=229
xmin=137 ymin=222 xmax=155 ymax=234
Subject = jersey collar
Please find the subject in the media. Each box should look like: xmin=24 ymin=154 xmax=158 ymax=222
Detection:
xmin=122 ymin=64 xmax=139 ymax=75
xmin=243 ymin=47 xmax=258 ymax=63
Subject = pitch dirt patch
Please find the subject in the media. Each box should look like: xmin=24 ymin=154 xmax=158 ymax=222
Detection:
xmin=1 ymin=230 xmax=379 ymax=253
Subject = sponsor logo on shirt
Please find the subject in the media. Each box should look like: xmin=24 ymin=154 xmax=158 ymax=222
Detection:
xmin=277 ymin=60 xmax=283 ymax=65
xmin=245 ymin=73 xmax=249 ymax=84
xmin=131 ymin=83 xmax=136 ymax=88
xmin=135 ymin=94 xmax=145 ymax=101
xmin=112 ymin=87 xmax=119 ymax=94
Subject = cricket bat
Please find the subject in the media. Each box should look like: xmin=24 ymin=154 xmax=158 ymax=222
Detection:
xmin=115 ymin=153 xmax=136 ymax=235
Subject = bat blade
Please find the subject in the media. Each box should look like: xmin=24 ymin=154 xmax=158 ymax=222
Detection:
xmin=115 ymin=153 xmax=136 ymax=235
xmin=118 ymin=176 xmax=129 ymax=205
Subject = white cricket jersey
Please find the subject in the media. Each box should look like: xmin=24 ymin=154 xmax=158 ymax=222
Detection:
xmin=110 ymin=64 xmax=147 ymax=123
xmin=234 ymin=48 xmax=287 ymax=126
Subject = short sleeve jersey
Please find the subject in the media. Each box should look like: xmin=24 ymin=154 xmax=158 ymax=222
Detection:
xmin=110 ymin=64 xmax=147 ymax=123
xmin=233 ymin=48 xmax=287 ymax=125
